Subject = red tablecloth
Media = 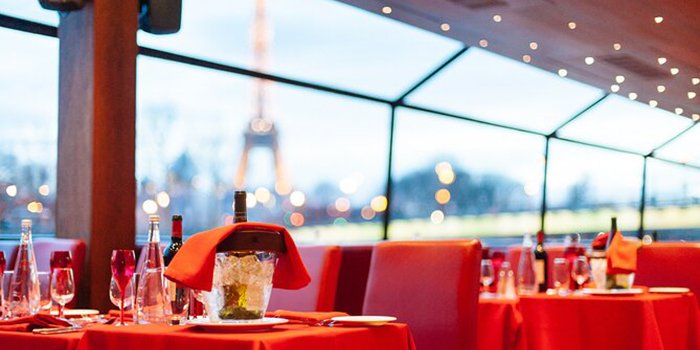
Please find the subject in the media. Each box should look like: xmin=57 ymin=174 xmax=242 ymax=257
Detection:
xmin=0 ymin=330 xmax=82 ymax=350
xmin=74 ymin=323 xmax=414 ymax=350
xmin=478 ymin=297 xmax=524 ymax=350
xmin=480 ymin=292 xmax=700 ymax=350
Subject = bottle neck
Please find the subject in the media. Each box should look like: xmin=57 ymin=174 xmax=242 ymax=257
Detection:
xmin=171 ymin=220 xmax=182 ymax=242
xmin=20 ymin=224 xmax=32 ymax=244
xmin=148 ymin=221 xmax=161 ymax=243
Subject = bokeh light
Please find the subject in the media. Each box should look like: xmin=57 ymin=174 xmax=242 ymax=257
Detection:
xmin=38 ymin=185 xmax=50 ymax=196
xmin=435 ymin=188 xmax=451 ymax=205
xmin=290 ymin=190 xmax=306 ymax=207
xmin=5 ymin=185 xmax=17 ymax=197
xmin=156 ymin=191 xmax=170 ymax=208
xmin=290 ymin=212 xmax=305 ymax=227
xmin=335 ymin=197 xmax=351 ymax=212
xmin=142 ymin=199 xmax=158 ymax=214
xmin=430 ymin=210 xmax=445 ymax=224
xmin=370 ymin=195 xmax=388 ymax=212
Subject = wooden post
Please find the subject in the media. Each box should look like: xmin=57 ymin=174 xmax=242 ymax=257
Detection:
xmin=56 ymin=0 xmax=138 ymax=311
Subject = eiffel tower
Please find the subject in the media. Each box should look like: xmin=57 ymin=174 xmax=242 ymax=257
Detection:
xmin=234 ymin=0 xmax=291 ymax=195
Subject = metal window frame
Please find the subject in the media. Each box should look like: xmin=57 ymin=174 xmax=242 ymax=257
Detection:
xmin=3 ymin=14 xmax=700 ymax=241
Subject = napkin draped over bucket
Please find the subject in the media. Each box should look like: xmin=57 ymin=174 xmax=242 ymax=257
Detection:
xmin=164 ymin=222 xmax=310 ymax=291
xmin=606 ymin=232 xmax=637 ymax=274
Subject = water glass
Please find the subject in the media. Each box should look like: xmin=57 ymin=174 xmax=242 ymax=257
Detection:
xmin=552 ymin=258 xmax=569 ymax=296
xmin=50 ymin=268 xmax=75 ymax=318
xmin=480 ymin=259 xmax=495 ymax=293
xmin=165 ymin=279 xmax=190 ymax=324
xmin=38 ymin=271 xmax=52 ymax=311
xmin=1 ymin=271 xmax=11 ymax=319
xmin=571 ymin=256 xmax=590 ymax=291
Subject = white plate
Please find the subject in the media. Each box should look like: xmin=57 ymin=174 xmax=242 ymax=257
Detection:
xmin=582 ymin=288 xmax=644 ymax=296
xmin=330 ymin=315 xmax=397 ymax=326
xmin=649 ymin=287 xmax=691 ymax=294
xmin=187 ymin=317 xmax=288 ymax=332
xmin=50 ymin=309 xmax=100 ymax=317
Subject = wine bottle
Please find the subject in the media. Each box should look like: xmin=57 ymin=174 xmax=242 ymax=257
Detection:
xmin=234 ymin=191 xmax=247 ymax=223
xmin=605 ymin=217 xmax=624 ymax=289
xmin=163 ymin=215 xmax=183 ymax=267
xmin=534 ymin=230 xmax=548 ymax=293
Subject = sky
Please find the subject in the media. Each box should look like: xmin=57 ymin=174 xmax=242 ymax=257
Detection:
xmin=2 ymin=0 xmax=700 ymax=214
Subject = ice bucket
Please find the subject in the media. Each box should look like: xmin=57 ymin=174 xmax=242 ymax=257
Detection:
xmin=200 ymin=229 xmax=285 ymax=321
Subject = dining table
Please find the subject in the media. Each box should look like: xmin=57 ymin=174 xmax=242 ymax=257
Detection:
xmin=479 ymin=291 xmax=700 ymax=350
xmin=0 ymin=319 xmax=415 ymax=350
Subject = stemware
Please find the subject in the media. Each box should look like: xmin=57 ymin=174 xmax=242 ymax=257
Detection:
xmin=111 ymin=249 xmax=136 ymax=326
xmin=50 ymin=268 xmax=75 ymax=318
xmin=50 ymin=251 xmax=73 ymax=271
xmin=552 ymin=258 xmax=569 ymax=296
xmin=0 ymin=254 xmax=6 ymax=319
xmin=165 ymin=279 xmax=190 ymax=324
xmin=480 ymin=259 xmax=495 ymax=295
xmin=110 ymin=275 xmax=134 ymax=311
xmin=571 ymin=256 xmax=590 ymax=292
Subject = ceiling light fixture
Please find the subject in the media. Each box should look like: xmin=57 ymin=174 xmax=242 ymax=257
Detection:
xmin=479 ymin=39 xmax=488 ymax=47
xmin=610 ymin=84 xmax=620 ymax=92
xmin=568 ymin=21 xmax=576 ymax=29
xmin=649 ymin=100 xmax=658 ymax=107
xmin=381 ymin=6 xmax=392 ymax=14
xmin=613 ymin=43 xmax=622 ymax=51
xmin=558 ymin=69 xmax=568 ymax=77
xmin=658 ymin=57 xmax=667 ymax=65
xmin=628 ymin=92 xmax=638 ymax=100
xmin=493 ymin=14 xmax=502 ymax=23
xmin=615 ymin=75 xmax=625 ymax=83
xmin=689 ymin=92 xmax=697 ymax=99
xmin=657 ymin=85 xmax=666 ymax=93
xmin=440 ymin=23 xmax=450 ymax=31
xmin=692 ymin=78 xmax=700 ymax=85
xmin=654 ymin=16 xmax=664 ymax=24
xmin=529 ymin=42 xmax=538 ymax=50
xmin=670 ymin=68 xmax=679 ymax=75
xmin=584 ymin=56 xmax=595 ymax=65
xmin=522 ymin=54 xmax=531 ymax=63
xmin=675 ymin=107 xmax=684 ymax=115
xmin=693 ymin=114 xmax=700 ymax=121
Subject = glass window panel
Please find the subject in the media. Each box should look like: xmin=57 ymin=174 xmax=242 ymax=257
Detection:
xmin=545 ymin=140 xmax=642 ymax=236
xmin=654 ymin=125 xmax=700 ymax=166
xmin=137 ymin=56 xmax=388 ymax=243
xmin=558 ymin=94 xmax=692 ymax=154
xmin=644 ymin=159 xmax=700 ymax=241
xmin=389 ymin=108 xmax=545 ymax=240
xmin=0 ymin=2 xmax=59 ymax=26
xmin=405 ymin=48 xmax=604 ymax=134
xmin=0 ymin=28 xmax=58 ymax=236
xmin=138 ymin=0 xmax=461 ymax=99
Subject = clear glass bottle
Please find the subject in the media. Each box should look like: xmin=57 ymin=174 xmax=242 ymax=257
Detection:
xmin=137 ymin=215 xmax=171 ymax=323
xmin=497 ymin=261 xmax=516 ymax=299
xmin=9 ymin=219 xmax=40 ymax=317
xmin=517 ymin=232 xmax=538 ymax=295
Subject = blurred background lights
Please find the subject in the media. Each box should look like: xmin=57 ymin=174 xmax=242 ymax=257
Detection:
xmin=289 ymin=190 xmax=306 ymax=207
xmin=254 ymin=187 xmax=271 ymax=203
xmin=670 ymin=68 xmax=679 ymax=75
xmin=567 ymin=21 xmax=576 ymax=29
xmin=156 ymin=191 xmax=170 ymax=208
xmin=289 ymin=212 xmax=304 ymax=227
xmin=435 ymin=188 xmax=451 ymax=205
xmin=38 ymin=184 xmax=50 ymax=196
xmin=6 ymin=185 xmax=17 ymax=197
xmin=689 ymin=92 xmax=697 ymax=99
xmin=339 ymin=177 xmax=359 ymax=195
xmin=654 ymin=16 xmax=663 ymax=24
xmin=649 ymin=100 xmax=658 ymax=107
xmin=335 ymin=197 xmax=351 ymax=212
xmin=479 ymin=39 xmax=488 ymax=48
xmin=360 ymin=206 xmax=376 ymax=220
xmin=370 ymin=195 xmax=388 ymax=212
xmin=381 ymin=6 xmax=392 ymax=14
xmin=142 ymin=199 xmax=158 ymax=214
xmin=492 ymin=14 xmax=502 ymax=22
xmin=245 ymin=192 xmax=257 ymax=208
xmin=628 ymin=92 xmax=638 ymax=100
xmin=27 ymin=201 xmax=43 ymax=214
xmin=692 ymin=78 xmax=700 ymax=85
xmin=558 ymin=69 xmax=568 ymax=77
xmin=615 ymin=75 xmax=625 ymax=83
xmin=440 ymin=23 xmax=450 ymax=32
xmin=613 ymin=43 xmax=622 ymax=50
xmin=584 ymin=57 xmax=595 ymax=65
xmin=430 ymin=210 xmax=444 ymax=224
xmin=657 ymin=57 xmax=667 ymax=65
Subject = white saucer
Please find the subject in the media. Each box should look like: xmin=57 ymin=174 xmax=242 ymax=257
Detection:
xmin=50 ymin=309 xmax=100 ymax=317
xmin=330 ymin=315 xmax=397 ymax=326
xmin=187 ymin=317 xmax=288 ymax=332
xmin=648 ymin=287 xmax=691 ymax=294
xmin=582 ymin=288 xmax=644 ymax=296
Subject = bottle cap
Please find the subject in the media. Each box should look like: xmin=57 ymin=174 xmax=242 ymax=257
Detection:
xmin=21 ymin=219 xmax=32 ymax=226
xmin=172 ymin=214 xmax=182 ymax=221
xmin=148 ymin=214 xmax=160 ymax=222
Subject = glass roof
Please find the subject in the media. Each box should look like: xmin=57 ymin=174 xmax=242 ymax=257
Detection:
xmin=138 ymin=0 xmax=462 ymax=99
xmin=405 ymin=48 xmax=605 ymax=134
xmin=654 ymin=125 xmax=700 ymax=166
xmin=0 ymin=2 xmax=58 ymax=26
xmin=557 ymin=95 xmax=692 ymax=155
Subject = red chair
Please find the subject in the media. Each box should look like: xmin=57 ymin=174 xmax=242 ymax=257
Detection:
xmin=33 ymin=238 xmax=86 ymax=307
xmin=267 ymin=245 xmax=342 ymax=312
xmin=363 ymin=240 xmax=482 ymax=350
xmin=333 ymin=245 xmax=374 ymax=315
xmin=0 ymin=240 xmax=18 ymax=269
xmin=636 ymin=242 xmax=700 ymax=303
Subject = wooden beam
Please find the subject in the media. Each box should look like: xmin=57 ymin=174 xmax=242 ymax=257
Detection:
xmin=56 ymin=0 xmax=138 ymax=311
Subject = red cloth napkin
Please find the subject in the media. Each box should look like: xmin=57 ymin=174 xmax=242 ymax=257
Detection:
xmin=266 ymin=309 xmax=349 ymax=324
xmin=0 ymin=314 xmax=72 ymax=332
xmin=164 ymin=222 xmax=310 ymax=291
xmin=607 ymin=232 xmax=637 ymax=274
xmin=591 ymin=232 xmax=608 ymax=250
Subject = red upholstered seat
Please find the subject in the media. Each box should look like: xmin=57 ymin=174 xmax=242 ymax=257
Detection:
xmin=33 ymin=238 xmax=87 ymax=307
xmin=636 ymin=242 xmax=700 ymax=303
xmin=333 ymin=245 xmax=374 ymax=315
xmin=267 ymin=245 xmax=342 ymax=312
xmin=363 ymin=240 xmax=482 ymax=350
xmin=0 ymin=240 xmax=18 ymax=270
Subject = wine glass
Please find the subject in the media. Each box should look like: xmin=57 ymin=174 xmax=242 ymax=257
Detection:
xmin=50 ymin=268 xmax=75 ymax=318
xmin=571 ymin=256 xmax=590 ymax=292
xmin=480 ymin=259 xmax=495 ymax=295
xmin=552 ymin=258 xmax=569 ymax=296
xmin=50 ymin=251 xmax=73 ymax=271
xmin=165 ymin=279 xmax=190 ymax=324
xmin=111 ymin=249 xmax=136 ymax=326
xmin=38 ymin=271 xmax=52 ymax=311
xmin=110 ymin=275 xmax=134 ymax=311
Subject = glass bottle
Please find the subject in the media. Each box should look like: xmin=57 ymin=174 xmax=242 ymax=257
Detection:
xmin=534 ymin=230 xmax=549 ymax=292
xmin=9 ymin=219 xmax=40 ymax=317
xmin=497 ymin=261 xmax=516 ymax=299
xmin=137 ymin=215 xmax=171 ymax=323
xmin=517 ymin=232 xmax=537 ymax=295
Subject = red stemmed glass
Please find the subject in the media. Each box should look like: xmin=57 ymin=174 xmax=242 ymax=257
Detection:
xmin=50 ymin=251 xmax=73 ymax=271
xmin=0 ymin=251 xmax=5 ymax=276
xmin=110 ymin=250 xmax=136 ymax=326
